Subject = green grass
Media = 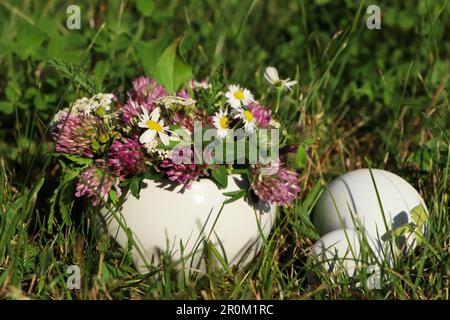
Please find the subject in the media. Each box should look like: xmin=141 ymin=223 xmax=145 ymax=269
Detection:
xmin=0 ymin=0 xmax=449 ymax=299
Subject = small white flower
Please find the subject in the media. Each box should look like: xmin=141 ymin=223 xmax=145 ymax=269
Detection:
xmin=189 ymin=80 xmax=211 ymax=90
xmin=91 ymin=93 xmax=115 ymax=112
xmin=68 ymin=93 xmax=115 ymax=115
xmin=70 ymin=97 xmax=92 ymax=115
xmin=155 ymin=95 xmax=196 ymax=109
xmin=264 ymin=66 xmax=297 ymax=91
xmin=143 ymin=139 xmax=159 ymax=153
xmin=138 ymin=107 xmax=171 ymax=145
xmin=51 ymin=110 xmax=65 ymax=124
xmin=52 ymin=93 xmax=116 ymax=124
xmin=238 ymin=108 xmax=257 ymax=134
xmin=212 ymin=109 xmax=231 ymax=138
xmin=143 ymin=139 xmax=173 ymax=159
xmin=269 ymin=118 xmax=281 ymax=129
xmin=225 ymin=84 xmax=254 ymax=109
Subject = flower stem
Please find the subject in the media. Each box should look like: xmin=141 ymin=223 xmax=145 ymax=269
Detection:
xmin=275 ymin=88 xmax=282 ymax=113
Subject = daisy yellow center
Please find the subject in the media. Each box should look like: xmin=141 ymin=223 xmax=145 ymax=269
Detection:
xmin=220 ymin=116 xmax=229 ymax=129
xmin=243 ymin=110 xmax=254 ymax=122
xmin=274 ymin=80 xmax=283 ymax=87
xmin=234 ymin=90 xmax=244 ymax=100
xmin=146 ymin=120 xmax=162 ymax=132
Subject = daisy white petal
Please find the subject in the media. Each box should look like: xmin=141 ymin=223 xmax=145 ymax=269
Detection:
xmin=283 ymin=79 xmax=298 ymax=89
xmin=138 ymin=121 xmax=148 ymax=128
xmin=139 ymin=129 xmax=157 ymax=144
xmin=159 ymin=132 xmax=170 ymax=146
xmin=242 ymin=89 xmax=254 ymax=105
xmin=264 ymin=66 xmax=280 ymax=84
xmin=151 ymin=107 xmax=161 ymax=121
xmin=141 ymin=106 xmax=149 ymax=119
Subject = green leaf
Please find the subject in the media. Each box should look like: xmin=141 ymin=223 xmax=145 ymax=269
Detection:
xmin=25 ymin=87 xmax=39 ymax=99
xmin=109 ymin=190 xmax=119 ymax=204
xmin=411 ymin=204 xmax=428 ymax=228
xmin=49 ymin=60 xmax=101 ymax=94
xmin=48 ymin=171 xmax=78 ymax=232
xmin=392 ymin=223 xmax=414 ymax=238
xmin=169 ymin=124 xmax=182 ymax=131
xmin=157 ymin=140 xmax=182 ymax=150
xmin=37 ymin=16 xmax=59 ymax=38
xmin=33 ymin=94 xmax=46 ymax=110
xmin=130 ymin=178 xmax=141 ymax=199
xmin=382 ymin=223 xmax=414 ymax=242
xmin=62 ymin=154 xmax=94 ymax=166
xmin=154 ymin=41 xmax=178 ymax=92
xmin=143 ymin=172 xmax=164 ymax=180
xmin=135 ymin=39 xmax=164 ymax=76
xmin=59 ymin=183 xmax=74 ymax=226
xmin=294 ymin=145 xmax=307 ymax=170
xmin=5 ymin=82 xmax=21 ymax=102
xmin=211 ymin=166 xmax=228 ymax=189
xmin=223 ymin=189 xmax=246 ymax=204
xmin=231 ymin=168 xmax=251 ymax=180
xmin=415 ymin=229 xmax=426 ymax=246
xmin=301 ymin=181 xmax=322 ymax=216
xmin=154 ymin=39 xmax=192 ymax=93
xmin=37 ymin=275 xmax=46 ymax=294
xmin=13 ymin=22 xmax=46 ymax=59
xmin=93 ymin=60 xmax=109 ymax=85
xmin=360 ymin=82 xmax=374 ymax=100
xmin=0 ymin=101 xmax=14 ymax=114
xmin=173 ymin=55 xmax=193 ymax=93
xmin=46 ymin=33 xmax=85 ymax=63
xmin=136 ymin=0 xmax=155 ymax=17
xmin=101 ymin=263 xmax=112 ymax=283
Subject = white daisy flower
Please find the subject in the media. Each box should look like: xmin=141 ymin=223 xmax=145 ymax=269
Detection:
xmin=225 ymin=84 xmax=254 ymax=109
xmin=238 ymin=108 xmax=257 ymax=134
xmin=212 ymin=109 xmax=231 ymax=138
xmin=264 ymin=66 xmax=297 ymax=91
xmin=138 ymin=107 xmax=170 ymax=145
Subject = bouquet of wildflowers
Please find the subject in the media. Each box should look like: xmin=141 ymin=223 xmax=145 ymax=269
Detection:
xmin=50 ymin=67 xmax=301 ymax=207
